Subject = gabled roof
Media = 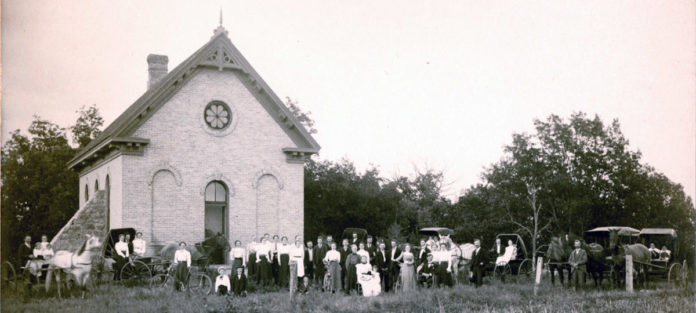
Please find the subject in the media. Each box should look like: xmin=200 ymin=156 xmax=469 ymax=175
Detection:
xmin=68 ymin=27 xmax=320 ymax=171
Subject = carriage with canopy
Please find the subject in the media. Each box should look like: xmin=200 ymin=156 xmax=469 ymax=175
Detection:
xmin=489 ymin=233 xmax=534 ymax=283
xmin=638 ymin=228 xmax=687 ymax=286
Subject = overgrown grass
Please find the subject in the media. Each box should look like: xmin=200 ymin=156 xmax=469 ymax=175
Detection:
xmin=1 ymin=280 xmax=693 ymax=313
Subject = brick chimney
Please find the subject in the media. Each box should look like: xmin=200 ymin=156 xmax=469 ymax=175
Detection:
xmin=147 ymin=54 xmax=169 ymax=89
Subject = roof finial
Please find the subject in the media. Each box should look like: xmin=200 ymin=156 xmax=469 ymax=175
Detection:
xmin=213 ymin=9 xmax=228 ymax=37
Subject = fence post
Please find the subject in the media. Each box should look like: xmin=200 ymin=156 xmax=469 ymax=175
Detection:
xmin=625 ymin=255 xmax=633 ymax=293
xmin=534 ymin=256 xmax=543 ymax=296
xmin=289 ymin=262 xmax=297 ymax=295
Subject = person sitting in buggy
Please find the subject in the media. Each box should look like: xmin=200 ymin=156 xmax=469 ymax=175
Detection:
xmin=648 ymin=243 xmax=660 ymax=259
xmin=495 ymin=240 xmax=517 ymax=266
xmin=132 ymin=232 xmax=147 ymax=257
xmin=113 ymin=234 xmax=130 ymax=280
xmin=417 ymin=253 xmax=436 ymax=288
xmin=356 ymin=256 xmax=381 ymax=297
xmin=659 ymin=245 xmax=671 ymax=261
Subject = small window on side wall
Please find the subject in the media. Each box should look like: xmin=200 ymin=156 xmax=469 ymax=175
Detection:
xmin=85 ymin=184 xmax=89 ymax=202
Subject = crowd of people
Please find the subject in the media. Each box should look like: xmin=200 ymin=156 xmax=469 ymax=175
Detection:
xmin=211 ymin=232 xmax=498 ymax=297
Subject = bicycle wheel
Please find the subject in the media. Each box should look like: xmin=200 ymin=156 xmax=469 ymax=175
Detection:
xmin=149 ymin=273 xmax=173 ymax=289
xmin=120 ymin=260 xmax=152 ymax=285
xmin=2 ymin=261 xmax=17 ymax=290
xmin=188 ymin=273 xmax=212 ymax=295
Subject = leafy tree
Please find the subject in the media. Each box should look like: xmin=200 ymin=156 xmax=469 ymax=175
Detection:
xmin=1 ymin=106 xmax=105 ymax=264
xmin=285 ymin=97 xmax=317 ymax=135
xmin=449 ymin=112 xmax=694 ymax=264
xmin=70 ymin=104 xmax=104 ymax=148
xmin=1 ymin=117 xmax=78 ymax=264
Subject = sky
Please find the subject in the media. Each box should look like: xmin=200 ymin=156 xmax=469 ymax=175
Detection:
xmin=2 ymin=0 xmax=694 ymax=201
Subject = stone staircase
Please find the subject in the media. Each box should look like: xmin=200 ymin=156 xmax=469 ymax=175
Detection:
xmin=51 ymin=190 xmax=108 ymax=252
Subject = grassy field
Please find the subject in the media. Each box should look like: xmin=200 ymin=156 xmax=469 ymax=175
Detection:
xmin=1 ymin=280 xmax=693 ymax=313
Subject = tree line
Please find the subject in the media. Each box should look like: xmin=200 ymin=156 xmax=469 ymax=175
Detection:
xmin=2 ymin=103 xmax=693 ymax=268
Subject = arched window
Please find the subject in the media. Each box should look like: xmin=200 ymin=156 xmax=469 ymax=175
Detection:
xmin=95 ymin=179 xmax=99 ymax=191
xmin=85 ymin=184 xmax=89 ymax=202
xmin=204 ymin=181 xmax=228 ymax=262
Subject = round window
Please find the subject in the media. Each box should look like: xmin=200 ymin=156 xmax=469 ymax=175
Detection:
xmin=204 ymin=101 xmax=232 ymax=129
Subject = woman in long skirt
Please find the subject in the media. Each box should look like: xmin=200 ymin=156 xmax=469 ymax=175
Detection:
xmin=323 ymin=242 xmax=342 ymax=293
xmin=257 ymin=238 xmax=273 ymax=286
xmin=247 ymin=237 xmax=257 ymax=278
xmin=173 ymin=241 xmax=192 ymax=291
xmin=345 ymin=244 xmax=361 ymax=294
xmin=278 ymin=236 xmax=290 ymax=287
xmin=290 ymin=238 xmax=305 ymax=281
xmin=230 ymin=240 xmax=246 ymax=275
xmin=395 ymin=243 xmax=417 ymax=291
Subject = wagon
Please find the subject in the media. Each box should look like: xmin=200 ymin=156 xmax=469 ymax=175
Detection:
xmin=583 ymin=226 xmax=640 ymax=247
xmin=102 ymin=228 xmax=155 ymax=285
xmin=638 ymin=228 xmax=687 ymax=287
xmin=489 ymin=234 xmax=534 ymax=283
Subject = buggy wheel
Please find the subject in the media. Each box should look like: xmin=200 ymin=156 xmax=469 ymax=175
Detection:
xmin=120 ymin=260 xmax=152 ymax=285
xmin=2 ymin=261 xmax=17 ymax=290
xmin=516 ymin=259 xmax=533 ymax=283
xmin=668 ymin=263 xmax=684 ymax=287
xmin=494 ymin=264 xmax=511 ymax=282
xmin=149 ymin=273 xmax=172 ymax=289
xmin=187 ymin=273 xmax=212 ymax=295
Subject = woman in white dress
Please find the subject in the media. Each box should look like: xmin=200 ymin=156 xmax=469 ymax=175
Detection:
xmin=290 ymin=238 xmax=306 ymax=279
xmin=323 ymin=242 xmax=342 ymax=293
xmin=496 ymin=240 xmax=517 ymax=265
xmin=356 ymin=256 xmax=381 ymax=296
xmin=394 ymin=243 xmax=417 ymax=291
xmin=357 ymin=242 xmax=370 ymax=264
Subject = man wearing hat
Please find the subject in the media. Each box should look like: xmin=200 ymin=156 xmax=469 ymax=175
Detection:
xmin=214 ymin=267 xmax=230 ymax=295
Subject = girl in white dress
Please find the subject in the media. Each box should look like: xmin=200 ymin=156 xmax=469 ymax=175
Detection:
xmin=290 ymin=238 xmax=306 ymax=279
xmin=356 ymin=256 xmax=381 ymax=296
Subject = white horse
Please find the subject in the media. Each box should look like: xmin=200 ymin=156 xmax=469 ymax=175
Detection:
xmin=45 ymin=234 xmax=102 ymax=298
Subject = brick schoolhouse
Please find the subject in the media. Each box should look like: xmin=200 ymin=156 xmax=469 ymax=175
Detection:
xmin=52 ymin=24 xmax=320 ymax=255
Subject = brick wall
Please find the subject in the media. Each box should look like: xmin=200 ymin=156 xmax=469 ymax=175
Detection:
xmin=51 ymin=190 xmax=108 ymax=252
xmin=121 ymin=68 xmax=305 ymax=252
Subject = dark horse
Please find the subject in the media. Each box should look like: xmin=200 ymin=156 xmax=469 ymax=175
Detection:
xmin=546 ymin=236 xmax=572 ymax=286
xmin=609 ymin=228 xmax=650 ymax=289
xmin=582 ymin=242 xmax=608 ymax=287
xmin=197 ymin=231 xmax=230 ymax=265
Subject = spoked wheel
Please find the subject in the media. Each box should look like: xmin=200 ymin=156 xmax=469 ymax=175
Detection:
xmin=516 ymin=259 xmax=534 ymax=283
xmin=494 ymin=264 xmax=512 ymax=282
xmin=149 ymin=273 xmax=173 ymax=289
xmin=187 ymin=273 xmax=212 ymax=295
xmin=668 ymin=262 xmax=686 ymax=288
xmin=120 ymin=260 xmax=152 ymax=285
xmin=2 ymin=261 xmax=17 ymax=290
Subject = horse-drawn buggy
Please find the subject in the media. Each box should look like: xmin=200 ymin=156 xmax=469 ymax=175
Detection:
xmin=638 ymin=228 xmax=688 ymax=287
xmin=488 ymin=233 xmax=533 ymax=283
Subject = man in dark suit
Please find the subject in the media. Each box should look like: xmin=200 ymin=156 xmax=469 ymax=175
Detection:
xmin=469 ymin=239 xmax=487 ymax=287
xmin=350 ymin=232 xmax=360 ymax=246
xmin=339 ymin=239 xmax=350 ymax=289
xmin=416 ymin=238 xmax=430 ymax=267
xmin=375 ymin=241 xmax=390 ymax=292
xmin=365 ymin=236 xmax=377 ymax=265
xmin=231 ymin=267 xmax=248 ymax=296
xmin=388 ymin=239 xmax=402 ymax=292
xmin=18 ymin=235 xmax=33 ymax=267
xmin=304 ymin=241 xmax=315 ymax=283
xmin=490 ymin=238 xmax=504 ymax=258
xmin=313 ymin=237 xmax=328 ymax=286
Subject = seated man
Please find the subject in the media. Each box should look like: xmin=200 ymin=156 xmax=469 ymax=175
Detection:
xmin=231 ymin=266 xmax=248 ymax=297
xmin=297 ymin=276 xmax=312 ymax=294
xmin=648 ymin=243 xmax=660 ymax=259
xmin=214 ymin=267 xmax=230 ymax=296
xmin=417 ymin=253 xmax=437 ymax=288
xmin=356 ymin=260 xmax=381 ymax=297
